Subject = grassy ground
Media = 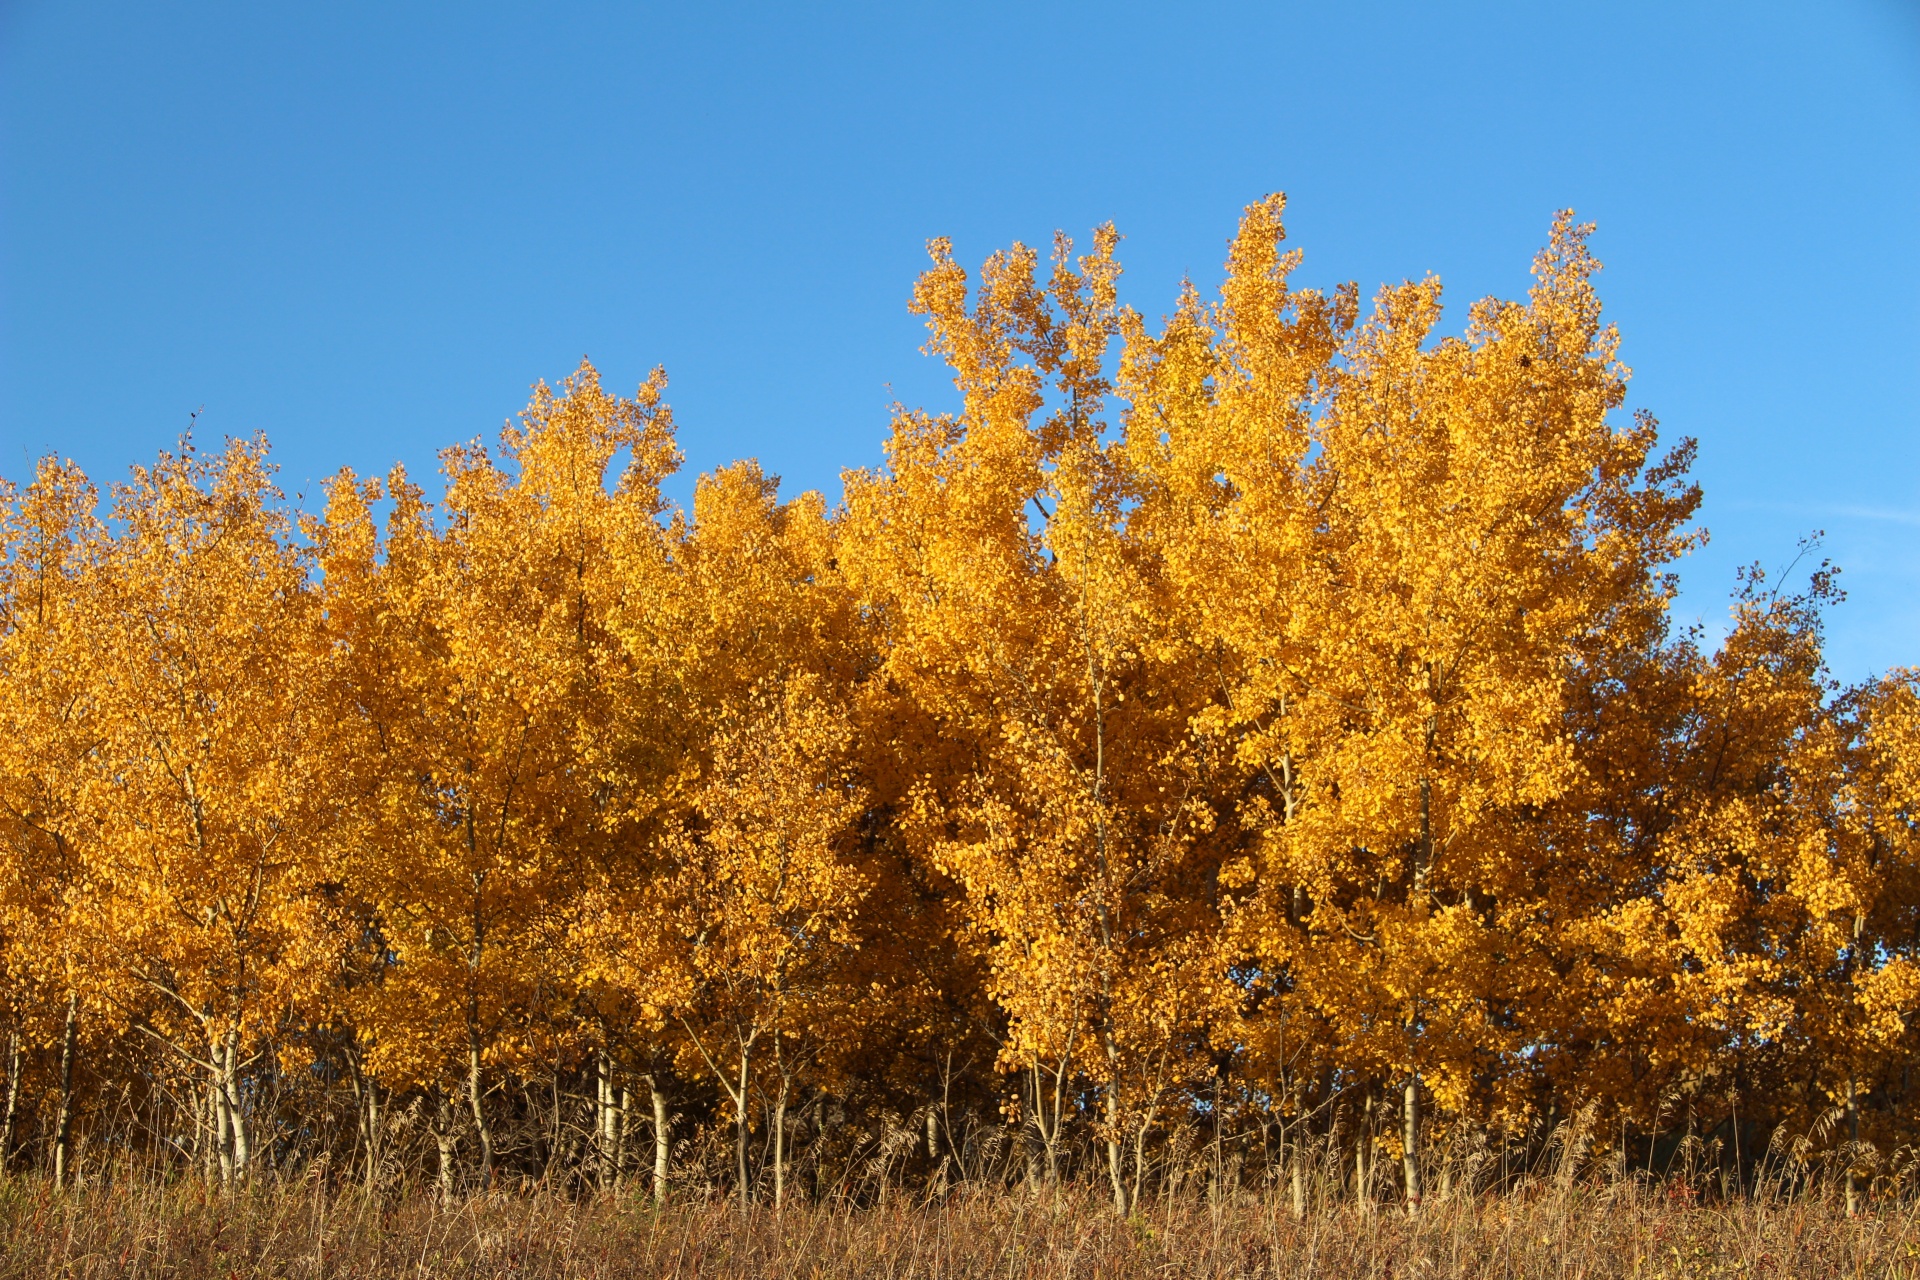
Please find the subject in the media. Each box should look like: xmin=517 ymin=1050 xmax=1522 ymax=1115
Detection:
xmin=0 ymin=1178 xmax=1915 ymax=1278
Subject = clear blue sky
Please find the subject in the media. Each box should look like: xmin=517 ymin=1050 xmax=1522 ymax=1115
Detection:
xmin=2 ymin=1 xmax=1916 ymax=679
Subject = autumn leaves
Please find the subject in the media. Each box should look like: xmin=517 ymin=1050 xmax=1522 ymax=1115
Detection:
xmin=0 ymin=196 xmax=1913 ymax=1205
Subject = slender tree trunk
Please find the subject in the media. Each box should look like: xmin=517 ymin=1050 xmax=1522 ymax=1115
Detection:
xmin=465 ymin=869 xmax=493 ymax=1192
xmin=1 ymin=1028 xmax=19 ymax=1172
xmin=222 ymin=1028 xmax=250 ymax=1181
xmin=1211 ymin=1071 xmax=1224 ymax=1209
xmin=734 ymin=1047 xmax=752 ymax=1209
xmin=467 ymin=1034 xmax=493 ymax=1191
xmin=549 ymin=1064 xmax=562 ymax=1179
xmin=359 ymin=1068 xmax=381 ymax=1190
xmin=1287 ymin=1082 xmax=1308 ymax=1218
xmin=1131 ymin=1116 xmax=1151 ymax=1214
xmin=1031 ymin=1063 xmax=1062 ymax=1186
xmin=212 ymin=1045 xmax=234 ymax=1186
xmin=346 ymin=1048 xmax=381 ymax=1190
xmin=1847 ymin=1069 xmax=1862 ymax=1216
xmin=434 ymin=1089 xmax=456 ymax=1203
xmin=202 ymin=1082 xmax=219 ymax=1184
xmin=52 ymin=994 xmax=77 ymax=1188
xmin=617 ymin=1084 xmax=631 ymax=1188
xmin=1029 ymin=1059 xmax=1075 ymax=1189
xmin=1402 ymin=1074 xmax=1422 ymax=1213
xmin=1105 ymin=1085 xmax=1128 ymax=1216
xmin=650 ymin=1078 xmax=670 ymax=1203
xmin=596 ymin=1048 xmax=615 ymax=1193
xmin=773 ymin=1074 xmax=789 ymax=1212
xmin=1356 ymin=1088 xmax=1373 ymax=1212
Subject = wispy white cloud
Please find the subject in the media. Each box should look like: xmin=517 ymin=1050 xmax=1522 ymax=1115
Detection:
xmin=1828 ymin=506 xmax=1920 ymax=528
xmin=1712 ymin=500 xmax=1920 ymax=528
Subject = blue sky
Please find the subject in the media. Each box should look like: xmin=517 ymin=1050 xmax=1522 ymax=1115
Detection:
xmin=2 ymin=1 xmax=1916 ymax=679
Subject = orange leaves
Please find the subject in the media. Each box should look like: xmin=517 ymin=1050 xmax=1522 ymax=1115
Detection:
xmin=0 ymin=198 xmax=1913 ymax=1192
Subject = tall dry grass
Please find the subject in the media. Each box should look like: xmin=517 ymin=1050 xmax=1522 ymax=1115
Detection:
xmin=0 ymin=1177 xmax=1914 ymax=1279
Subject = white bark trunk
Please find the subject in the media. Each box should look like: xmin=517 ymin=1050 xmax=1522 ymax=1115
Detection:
xmin=52 ymin=994 xmax=77 ymax=1188
xmin=651 ymin=1080 xmax=670 ymax=1203
xmin=1402 ymin=1074 xmax=1422 ymax=1213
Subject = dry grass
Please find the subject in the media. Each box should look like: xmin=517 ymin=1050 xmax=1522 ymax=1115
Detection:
xmin=1 ymin=1178 xmax=1916 ymax=1279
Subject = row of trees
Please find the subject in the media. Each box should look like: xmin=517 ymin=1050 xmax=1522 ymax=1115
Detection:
xmin=1 ymin=199 xmax=1915 ymax=1212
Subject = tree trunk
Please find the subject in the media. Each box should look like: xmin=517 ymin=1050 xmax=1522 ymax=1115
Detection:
xmin=548 ymin=1065 xmax=562 ymax=1178
xmin=52 ymin=994 xmax=76 ymax=1188
xmin=348 ymin=1052 xmax=381 ymax=1190
xmin=1846 ymin=1070 xmax=1862 ymax=1216
xmin=617 ymin=1084 xmax=631 ymax=1188
xmin=734 ymin=1048 xmax=752 ymax=1209
xmin=650 ymin=1078 xmax=670 ymax=1203
xmin=596 ymin=1048 xmax=615 ymax=1192
xmin=1105 ymin=1087 xmax=1128 ymax=1216
xmin=434 ymin=1089 xmax=456 ymax=1203
xmin=773 ymin=1075 xmax=789 ymax=1211
xmin=213 ymin=1045 xmax=233 ymax=1185
xmin=221 ymin=1028 xmax=250 ymax=1181
xmin=363 ymin=1075 xmax=382 ymax=1189
xmin=1211 ymin=1071 xmax=1224 ymax=1209
xmin=1355 ymin=1088 xmax=1372 ymax=1212
xmin=467 ymin=1036 xmax=493 ymax=1192
xmin=203 ymin=1082 xmax=220 ymax=1184
xmin=1 ymin=1028 xmax=19 ymax=1172
xmin=1032 ymin=1063 xmax=1062 ymax=1186
xmin=1402 ymin=1074 xmax=1422 ymax=1213
xmin=1131 ymin=1115 xmax=1151 ymax=1215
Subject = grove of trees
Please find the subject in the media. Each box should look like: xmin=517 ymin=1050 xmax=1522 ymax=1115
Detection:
xmin=1 ymin=198 xmax=1915 ymax=1213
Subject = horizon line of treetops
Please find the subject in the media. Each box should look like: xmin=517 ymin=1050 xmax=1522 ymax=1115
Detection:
xmin=0 ymin=196 xmax=1914 ymax=1215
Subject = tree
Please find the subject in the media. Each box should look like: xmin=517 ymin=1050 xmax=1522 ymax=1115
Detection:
xmin=321 ymin=362 xmax=680 ymax=1193
xmin=843 ymin=228 xmax=1238 ymax=1214
xmin=647 ymin=462 xmax=870 ymax=1209
xmin=1127 ymin=201 xmax=1703 ymax=1205
xmin=0 ymin=459 xmax=109 ymax=1184
xmin=75 ymin=437 xmax=338 ymax=1184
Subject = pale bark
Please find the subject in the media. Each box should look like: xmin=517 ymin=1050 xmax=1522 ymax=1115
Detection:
xmin=1402 ymin=1074 xmax=1422 ymax=1212
xmin=1 ymin=1029 xmax=19 ymax=1172
xmin=650 ymin=1079 xmax=671 ymax=1202
xmin=211 ymin=1042 xmax=233 ymax=1185
xmin=1104 ymin=1084 xmax=1128 ymax=1216
xmin=1029 ymin=1042 xmax=1076 ymax=1187
xmin=733 ymin=1047 xmax=752 ymax=1208
xmin=466 ymin=1035 xmax=493 ymax=1191
xmin=595 ymin=1048 xmax=616 ymax=1192
xmin=202 ymin=1083 xmax=219 ymax=1184
xmin=1847 ymin=1070 xmax=1862 ymax=1216
xmin=772 ymin=1073 xmax=789 ymax=1211
xmin=677 ymin=1017 xmax=756 ymax=1209
xmin=219 ymin=1029 xmax=250 ymax=1181
xmin=1211 ymin=1071 xmax=1224 ymax=1208
xmin=347 ymin=1050 xmax=381 ymax=1190
xmin=52 ymin=994 xmax=76 ymax=1188
xmin=1355 ymin=1088 xmax=1373 ymax=1212
xmin=434 ymin=1090 xmax=456 ymax=1203
xmin=617 ymin=1084 xmax=631 ymax=1187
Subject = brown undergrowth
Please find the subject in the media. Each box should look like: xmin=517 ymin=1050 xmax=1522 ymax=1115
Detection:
xmin=1 ymin=1179 xmax=1916 ymax=1279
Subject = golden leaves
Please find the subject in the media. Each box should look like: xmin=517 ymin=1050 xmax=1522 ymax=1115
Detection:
xmin=0 ymin=199 xmax=1910 ymax=1178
